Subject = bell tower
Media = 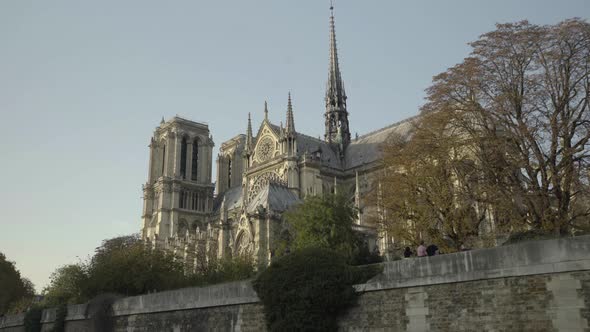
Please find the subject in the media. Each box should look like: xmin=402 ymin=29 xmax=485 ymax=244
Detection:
xmin=141 ymin=116 xmax=215 ymax=244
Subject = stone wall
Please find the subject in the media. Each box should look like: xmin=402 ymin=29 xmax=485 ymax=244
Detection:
xmin=2 ymin=235 xmax=590 ymax=331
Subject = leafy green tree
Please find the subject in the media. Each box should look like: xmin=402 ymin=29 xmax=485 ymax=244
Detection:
xmin=285 ymin=192 xmax=359 ymax=260
xmin=84 ymin=234 xmax=185 ymax=297
xmin=0 ymin=252 xmax=35 ymax=314
xmin=40 ymin=234 xmax=257 ymax=305
xmin=42 ymin=264 xmax=88 ymax=306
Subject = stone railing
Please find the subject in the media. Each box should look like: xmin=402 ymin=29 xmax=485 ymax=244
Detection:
xmin=1 ymin=235 xmax=589 ymax=331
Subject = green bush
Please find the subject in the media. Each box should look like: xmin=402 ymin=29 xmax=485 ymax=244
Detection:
xmin=185 ymin=255 xmax=255 ymax=287
xmin=253 ymin=247 xmax=381 ymax=332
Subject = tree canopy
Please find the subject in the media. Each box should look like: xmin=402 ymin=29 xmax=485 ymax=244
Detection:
xmin=285 ymin=192 xmax=358 ymax=258
xmin=39 ymin=234 xmax=255 ymax=308
xmin=377 ymin=18 xmax=590 ymax=248
xmin=284 ymin=192 xmax=381 ymax=264
xmin=0 ymin=252 xmax=35 ymax=315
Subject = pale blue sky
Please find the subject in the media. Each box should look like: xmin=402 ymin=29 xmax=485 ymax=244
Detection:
xmin=0 ymin=0 xmax=587 ymax=291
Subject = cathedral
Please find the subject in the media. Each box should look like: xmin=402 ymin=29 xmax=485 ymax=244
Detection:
xmin=140 ymin=6 xmax=414 ymax=269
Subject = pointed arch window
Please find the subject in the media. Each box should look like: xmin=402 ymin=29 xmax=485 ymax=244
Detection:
xmin=191 ymin=138 xmax=199 ymax=181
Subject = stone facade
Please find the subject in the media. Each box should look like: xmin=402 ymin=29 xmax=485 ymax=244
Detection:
xmin=3 ymin=236 xmax=590 ymax=331
xmin=139 ymin=7 xmax=419 ymax=268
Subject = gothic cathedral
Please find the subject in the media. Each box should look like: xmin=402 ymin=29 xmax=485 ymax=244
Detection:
xmin=141 ymin=6 xmax=414 ymax=269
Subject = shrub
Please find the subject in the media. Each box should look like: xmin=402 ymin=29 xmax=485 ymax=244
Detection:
xmin=186 ymin=255 xmax=255 ymax=287
xmin=253 ymin=247 xmax=381 ymax=332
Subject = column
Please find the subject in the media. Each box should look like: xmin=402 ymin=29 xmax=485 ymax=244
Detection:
xmin=186 ymin=141 xmax=194 ymax=181
xmin=164 ymin=133 xmax=174 ymax=177
xmin=215 ymin=155 xmax=222 ymax=195
xmin=147 ymin=138 xmax=155 ymax=183
xmin=198 ymin=142 xmax=205 ymax=184
xmin=207 ymin=143 xmax=213 ymax=183
xmin=173 ymin=134 xmax=182 ymax=178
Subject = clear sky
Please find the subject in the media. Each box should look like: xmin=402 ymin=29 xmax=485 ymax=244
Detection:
xmin=0 ymin=0 xmax=587 ymax=292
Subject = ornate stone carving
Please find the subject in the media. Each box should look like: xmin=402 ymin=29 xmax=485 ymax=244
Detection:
xmin=247 ymin=171 xmax=286 ymax=201
xmin=255 ymin=136 xmax=275 ymax=163
xmin=234 ymin=231 xmax=253 ymax=256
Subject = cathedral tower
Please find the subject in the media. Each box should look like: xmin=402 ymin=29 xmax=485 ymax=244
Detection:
xmin=142 ymin=117 xmax=215 ymax=243
xmin=324 ymin=3 xmax=351 ymax=151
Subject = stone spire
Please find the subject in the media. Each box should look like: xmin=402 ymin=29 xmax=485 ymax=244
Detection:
xmin=324 ymin=2 xmax=351 ymax=150
xmin=245 ymin=112 xmax=253 ymax=154
xmin=283 ymin=92 xmax=297 ymax=156
xmin=264 ymin=101 xmax=269 ymax=121
xmin=285 ymin=92 xmax=295 ymax=135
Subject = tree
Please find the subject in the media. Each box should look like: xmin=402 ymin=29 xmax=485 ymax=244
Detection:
xmin=0 ymin=252 xmax=35 ymax=314
xmin=284 ymin=192 xmax=360 ymax=261
xmin=419 ymin=18 xmax=590 ymax=236
xmin=376 ymin=110 xmax=520 ymax=251
xmin=42 ymin=264 xmax=88 ymax=307
xmin=84 ymin=234 xmax=185 ymax=297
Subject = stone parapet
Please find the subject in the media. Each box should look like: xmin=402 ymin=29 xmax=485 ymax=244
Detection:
xmin=112 ymin=280 xmax=259 ymax=316
xmin=360 ymin=235 xmax=590 ymax=292
xmin=1 ymin=236 xmax=589 ymax=331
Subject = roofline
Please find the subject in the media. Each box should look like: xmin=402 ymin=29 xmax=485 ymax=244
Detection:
xmin=354 ymin=114 xmax=420 ymax=141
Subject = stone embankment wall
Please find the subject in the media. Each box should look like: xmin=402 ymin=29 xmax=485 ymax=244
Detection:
xmin=2 ymin=236 xmax=589 ymax=331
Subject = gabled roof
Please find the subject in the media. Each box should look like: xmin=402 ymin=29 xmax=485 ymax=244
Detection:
xmin=247 ymin=183 xmax=300 ymax=213
xmin=344 ymin=116 xmax=418 ymax=169
xmin=296 ymin=133 xmax=342 ymax=169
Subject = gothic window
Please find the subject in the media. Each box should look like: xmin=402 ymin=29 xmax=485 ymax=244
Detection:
xmin=235 ymin=231 xmax=252 ymax=257
xmin=180 ymin=137 xmax=187 ymax=178
xmin=227 ymin=158 xmax=232 ymax=188
xmin=191 ymin=138 xmax=199 ymax=181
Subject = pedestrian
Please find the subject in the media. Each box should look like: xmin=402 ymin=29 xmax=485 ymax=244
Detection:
xmin=417 ymin=241 xmax=427 ymax=257
xmin=426 ymin=244 xmax=438 ymax=256
xmin=403 ymin=247 xmax=412 ymax=258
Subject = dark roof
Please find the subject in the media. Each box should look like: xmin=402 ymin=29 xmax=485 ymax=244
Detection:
xmin=247 ymin=183 xmax=300 ymax=213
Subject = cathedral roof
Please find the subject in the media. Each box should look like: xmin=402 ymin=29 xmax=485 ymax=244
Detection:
xmin=213 ymin=186 xmax=243 ymax=213
xmin=247 ymin=183 xmax=300 ymax=213
xmin=344 ymin=116 xmax=418 ymax=169
xmin=295 ymin=133 xmax=342 ymax=169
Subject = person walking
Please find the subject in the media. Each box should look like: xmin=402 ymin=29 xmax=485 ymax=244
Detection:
xmin=417 ymin=241 xmax=427 ymax=257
